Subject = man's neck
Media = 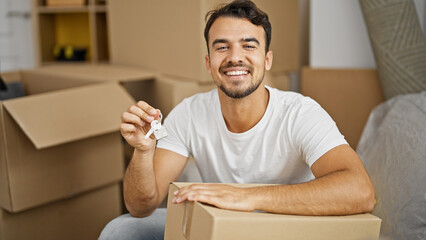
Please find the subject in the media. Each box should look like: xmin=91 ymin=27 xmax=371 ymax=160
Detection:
xmin=218 ymin=84 xmax=269 ymax=133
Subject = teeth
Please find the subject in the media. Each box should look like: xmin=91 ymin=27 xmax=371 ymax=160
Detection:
xmin=225 ymin=71 xmax=248 ymax=76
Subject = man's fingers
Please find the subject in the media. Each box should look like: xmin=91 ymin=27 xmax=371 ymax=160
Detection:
xmin=172 ymin=184 xmax=253 ymax=212
xmin=136 ymin=101 xmax=160 ymax=119
xmin=121 ymin=112 xmax=144 ymax=127
xmin=120 ymin=122 xmax=136 ymax=133
xmin=173 ymin=184 xmax=218 ymax=204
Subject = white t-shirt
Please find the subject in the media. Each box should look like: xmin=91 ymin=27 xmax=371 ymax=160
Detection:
xmin=157 ymin=86 xmax=347 ymax=184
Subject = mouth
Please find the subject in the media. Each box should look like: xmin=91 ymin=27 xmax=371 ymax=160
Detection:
xmin=224 ymin=70 xmax=249 ymax=76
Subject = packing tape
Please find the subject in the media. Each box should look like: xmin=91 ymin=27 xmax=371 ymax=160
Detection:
xmin=182 ymin=201 xmax=194 ymax=239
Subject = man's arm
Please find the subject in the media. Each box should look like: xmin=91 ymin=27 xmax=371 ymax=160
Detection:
xmin=120 ymin=101 xmax=187 ymax=217
xmin=173 ymin=144 xmax=375 ymax=215
xmin=124 ymin=148 xmax=187 ymax=217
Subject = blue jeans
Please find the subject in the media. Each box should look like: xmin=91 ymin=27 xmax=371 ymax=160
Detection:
xmin=99 ymin=208 xmax=167 ymax=240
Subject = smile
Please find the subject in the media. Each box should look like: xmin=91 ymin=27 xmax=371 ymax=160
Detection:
xmin=225 ymin=70 xmax=249 ymax=76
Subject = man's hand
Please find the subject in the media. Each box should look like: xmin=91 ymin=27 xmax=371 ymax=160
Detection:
xmin=120 ymin=101 xmax=161 ymax=152
xmin=172 ymin=184 xmax=256 ymax=212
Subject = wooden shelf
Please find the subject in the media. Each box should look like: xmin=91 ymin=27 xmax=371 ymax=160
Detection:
xmin=32 ymin=0 xmax=110 ymax=66
xmin=93 ymin=5 xmax=107 ymax=13
xmin=38 ymin=6 xmax=90 ymax=14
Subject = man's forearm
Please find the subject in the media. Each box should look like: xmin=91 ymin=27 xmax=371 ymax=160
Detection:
xmin=123 ymin=148 xmax=159 ymax=217
xmin=173 ymin=169 xmax=374 ymax=216
xmin=249 ymin=169 xmax=375 ymax=215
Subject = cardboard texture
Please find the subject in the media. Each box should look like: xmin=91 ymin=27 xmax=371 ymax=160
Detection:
xmin=0 ymin=183 xmax=121 ymax=240
xmin=264 ymin=71 xmax=291 ymax=91
xmin=19 ymin=64 xmax=215 ymax=118
xmin=21 ymin=64 xmax=156 ymax=96
xmin=1 ymin=71 xmax=21 ymax=84
xmin=0 ymin=83 xmax=134 ymax=212
xmin=151 ymin=75 xmax=216 ymax=117
xmin=165 ymin=182 xmax=381 ymax=240
xmin=300 ymin=67 xmax=385 ymax=149
xmin=108 ymin=0 xmax=300 ymax=83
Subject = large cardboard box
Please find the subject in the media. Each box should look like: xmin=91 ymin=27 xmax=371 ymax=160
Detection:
xmin=300 ymin=67 xmax=385 ymax=149
xmin=165 ymin=182 xmax=381 ymax=240
xmin=0 ymin=183 xmax=121 ymax=240
xmin=0 ymin=81 xmax=135 ymax=212
xmin=108 ymin=0 xmax=301 ymax=83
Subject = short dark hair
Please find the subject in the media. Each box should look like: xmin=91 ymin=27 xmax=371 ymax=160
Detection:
xmin=204 ymin=0 xmax=272 ymax=53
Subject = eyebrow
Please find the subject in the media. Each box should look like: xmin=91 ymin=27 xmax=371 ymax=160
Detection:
xmin=212 ymin=37 xmax=260 ymax=47
xmin=212 ymin=39 xmax=229 ymax=46
xmin=241 ymin=37 xmax=260 ymax=45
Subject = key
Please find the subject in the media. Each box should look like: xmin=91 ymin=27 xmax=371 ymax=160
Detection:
xmin=154 ymin=125 xmax=168 ymax=140
xmin=153 ymin=112 xmax=168 ymax=140
xmin=144 ymin=120 xmax=161 ymax=139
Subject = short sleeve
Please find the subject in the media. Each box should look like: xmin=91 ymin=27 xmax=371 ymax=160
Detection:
xmin=156 ymin=100 xmax=191 ymax=157
xmin=291 ymin=98 xmax=348 ymax=167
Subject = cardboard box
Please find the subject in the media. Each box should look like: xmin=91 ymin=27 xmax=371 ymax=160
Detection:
xmin=151 ymin=75 xmax=216 ymax=117
xmin=20 ymin=64 xmax=216 ymax=117
xmin=1 ymin=71 xmax=21 ymax=84
xmin=108 ymin=0 xmax=301 ymax=83
xmin=165 ymin=182 xmax=381 ymax=240
xmin=0 ymin=82 xmax=134 ymax=212
xmin=300 ymin=67 xmax=385 ymax=149
xmin=0 ymin=183 xmax=121 ymax=240
xmin=21 ymin=64 xmax=156 ymax=98
xmin=264 ymin=71 xmax=291 ymax=91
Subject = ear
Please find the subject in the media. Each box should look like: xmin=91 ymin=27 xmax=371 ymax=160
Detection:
xmin=205 ymin=55 xmax=211 ymax=74
xmin=265 ymin=51 xmax=273 ymax=71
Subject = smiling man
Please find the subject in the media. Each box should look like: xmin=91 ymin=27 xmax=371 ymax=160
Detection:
xmin=99 ymin=1 xmax=375 ymax=239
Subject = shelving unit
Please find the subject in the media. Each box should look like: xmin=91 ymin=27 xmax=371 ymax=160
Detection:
xmin=31 ymin=0 xmax=109 ymax=66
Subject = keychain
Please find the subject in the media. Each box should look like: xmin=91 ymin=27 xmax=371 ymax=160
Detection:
xmin=144 ymin=112 xmax=168 ymax=140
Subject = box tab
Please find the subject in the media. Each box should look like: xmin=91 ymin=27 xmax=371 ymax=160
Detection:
xmin=3 ymin=83 xmax=134 ymax=149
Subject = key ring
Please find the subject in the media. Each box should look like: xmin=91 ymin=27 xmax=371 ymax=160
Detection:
xmin=158 ymin=112 xmax=163 ymax=123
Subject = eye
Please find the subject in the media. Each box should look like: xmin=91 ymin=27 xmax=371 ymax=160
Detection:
xmin=216 ymin=46 xmax=228 ymax=51
xmin=244 ymin=45 xmax=256 ymax=50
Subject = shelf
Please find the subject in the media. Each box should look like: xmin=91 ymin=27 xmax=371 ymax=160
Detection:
xmin=38 ymin=5 xmax=106 ymax=14
xmin=94 ymin=5 xmax=107 ymax=13
xmin=38 ymin=6 xmax=90 ymax=14
xmin=32 ymin=0 xmax=110 ymax=66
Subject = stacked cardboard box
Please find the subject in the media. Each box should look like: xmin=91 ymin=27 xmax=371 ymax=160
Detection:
xmin=0 ymin=184 xmax=121 ymax=240
xmin=0 ymin=68 xmax=140 ymax=238
xmin=108 ymin=0 xmax=299 ymax=87
xmin=300 ymin=67 xmax=385 ymax=149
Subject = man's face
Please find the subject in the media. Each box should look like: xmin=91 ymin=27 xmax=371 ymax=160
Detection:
xmin=205 ymin=17 xmax=273 ymax=99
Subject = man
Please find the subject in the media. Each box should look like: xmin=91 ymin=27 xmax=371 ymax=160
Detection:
xmin=100 ymin=0 xmax=375 ymax=239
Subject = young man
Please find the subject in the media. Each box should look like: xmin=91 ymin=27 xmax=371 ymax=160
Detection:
xmin=100 ymin=0 xmax=374 ymax=239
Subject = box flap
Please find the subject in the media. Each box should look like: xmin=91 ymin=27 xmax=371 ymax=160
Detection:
xmin=27 ymin=64 xmax=157 ymax=83
xmin=0 ymin=103 xmax=13 ymax=211
xmin=3 ymin=83 xmax=135 ymax=149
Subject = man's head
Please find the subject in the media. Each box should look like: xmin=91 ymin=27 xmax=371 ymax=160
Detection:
xmin=204 ymin=0 xmax=271 ymax=54
xmin=204 ymin=0 xmax=273 ymax=99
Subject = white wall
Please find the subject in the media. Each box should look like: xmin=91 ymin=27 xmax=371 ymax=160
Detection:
xmin=0 ymin=0 xmax=34 ymax=72
xmin=414 ymin=0 xmax=426 ymax=38
xmin=310 ymin=0 xmax=375 ymax=68
xmin=310 ymin=0 xmax=426 ymax=69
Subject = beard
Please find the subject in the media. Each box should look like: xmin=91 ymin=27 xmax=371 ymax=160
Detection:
xmin=219 ymin=78 xmax=263 ymax=99
xmin=217 ymin=61 xmax=264 ymax=99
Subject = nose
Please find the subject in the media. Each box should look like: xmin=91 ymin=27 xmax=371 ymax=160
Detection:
xmin=226 ymin=46 xmax=244 ymax=64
